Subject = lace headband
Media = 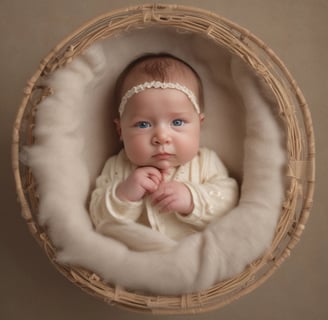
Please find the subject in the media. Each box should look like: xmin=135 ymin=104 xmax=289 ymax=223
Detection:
xmin=118 ymin=81 xmax=200 ymax=116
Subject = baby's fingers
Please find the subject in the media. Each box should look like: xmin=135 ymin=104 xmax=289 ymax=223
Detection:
xmin=150 ymin=184 xmax=170 ymax=202
xmin=142 ymin=178 xmax=160 ymax=193
xmin=143 ymin=167 xmax=162 ymax=185
xmin=148 ymin=173 xmax=161 ymax=186
xmin=156 ymin=196 xmax=176 ymax=213
xmin=151 ymin=185 xmax=174 ymax=210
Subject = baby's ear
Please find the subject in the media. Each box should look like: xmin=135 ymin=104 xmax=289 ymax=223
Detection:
xmin=114 ymin=118 xmax=122 ymax=139
xmin=199 ymin=113 xmax=205 ymax=125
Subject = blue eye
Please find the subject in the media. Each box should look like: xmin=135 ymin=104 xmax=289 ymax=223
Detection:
xmin=136 ymin=121 xmax=151 ymax=128
xmin=172 ymin=119 xmax=185 ymax=126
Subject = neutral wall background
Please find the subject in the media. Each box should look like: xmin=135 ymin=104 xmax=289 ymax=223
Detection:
xmin=1 ymin=0 xmax=327 ymax=319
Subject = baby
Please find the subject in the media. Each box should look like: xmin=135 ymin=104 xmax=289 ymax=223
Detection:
xmin=90 ymin=53 xmax=238 ymax=241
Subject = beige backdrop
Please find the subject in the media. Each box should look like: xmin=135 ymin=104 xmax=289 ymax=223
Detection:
xmin=1 ymin=0 xmax=327 ymax=319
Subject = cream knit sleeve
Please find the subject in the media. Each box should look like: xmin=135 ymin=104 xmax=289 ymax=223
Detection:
xmin=89 ymin=151 xmax=144 ymax=229
xmin=176 ymin=148 xmax=239 ymax=229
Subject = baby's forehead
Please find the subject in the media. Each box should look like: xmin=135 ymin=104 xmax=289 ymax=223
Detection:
xmin=123 ymin=88 xmax=199 ymax=118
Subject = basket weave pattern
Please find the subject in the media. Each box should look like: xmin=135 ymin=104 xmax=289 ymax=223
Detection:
xmin=12 ymin=4 xmax=315 ymax=314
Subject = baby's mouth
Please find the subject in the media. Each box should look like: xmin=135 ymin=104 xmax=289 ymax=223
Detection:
xmin=153 ymin=152 xmax=172 ymax=160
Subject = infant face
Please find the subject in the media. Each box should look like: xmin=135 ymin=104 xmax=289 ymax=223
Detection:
xmin=117 ymin=88 xmax=204 ymax=171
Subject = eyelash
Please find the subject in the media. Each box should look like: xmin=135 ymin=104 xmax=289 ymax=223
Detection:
xmin=135 ymin=119 xmax=186 ymax=128
xmin=171 ymin=119 xmax=185 ymax=126
xmin=135 ymin=121 xmax=151 ymax=128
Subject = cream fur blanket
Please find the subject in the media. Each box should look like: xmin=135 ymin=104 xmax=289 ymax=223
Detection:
xmin=25 ymin=28 xmax=286 ymax=295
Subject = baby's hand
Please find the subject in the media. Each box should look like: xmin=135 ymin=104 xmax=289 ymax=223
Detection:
xmin=116 ymin=167 xmax=162 ymax=202
xmin=150 ymin=181 xmax=194 ymax=215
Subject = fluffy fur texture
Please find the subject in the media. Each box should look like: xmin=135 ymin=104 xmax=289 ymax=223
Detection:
xmin=25 ymin=28 xmax=286 ymax=295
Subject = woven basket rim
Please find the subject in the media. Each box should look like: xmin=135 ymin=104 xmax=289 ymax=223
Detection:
xmin=12 ymin=3 xmax=315 ymax=315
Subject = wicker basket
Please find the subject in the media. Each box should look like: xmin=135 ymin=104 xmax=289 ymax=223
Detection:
xmin=12 ymin=3 xmax=315 ymax=315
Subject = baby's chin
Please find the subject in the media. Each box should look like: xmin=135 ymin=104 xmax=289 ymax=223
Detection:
xmin=152 ymin=162 xmax=176 ymax=172
xmin=135 ymin=160 xmax=180 ymax=172
xmin=152 ymin=160 xmax=188 ymax=172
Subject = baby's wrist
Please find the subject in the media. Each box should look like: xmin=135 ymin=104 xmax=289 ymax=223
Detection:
xmin=116 ymin=182 xmax=141 ymax=202
xmin=178 ymin=201 xmax=194 ymax=216
xmin=181 ymin=185 xmax=194 ymax=215
xmin=115 ymin=183 xmax=129 ymax=201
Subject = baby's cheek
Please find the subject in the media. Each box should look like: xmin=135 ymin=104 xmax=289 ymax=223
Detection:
xmin=124 ymin=141 xmax=146 ymax=163
xmin=178 ymin=139 xmax=199 ymax=162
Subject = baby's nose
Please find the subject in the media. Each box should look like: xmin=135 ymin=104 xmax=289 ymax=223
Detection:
xmin=152 ymin=128 xmax=171 ymax=145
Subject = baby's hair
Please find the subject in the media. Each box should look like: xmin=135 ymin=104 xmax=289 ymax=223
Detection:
xmin=114 ymin=53 xmax=204 ymax=112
